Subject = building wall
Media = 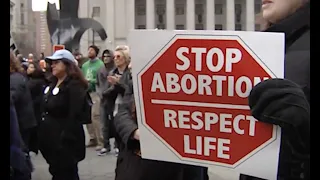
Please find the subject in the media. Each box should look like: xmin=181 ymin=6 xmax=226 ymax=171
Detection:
xmin=10 ymin=0 xmax=15 ymax=29
xmin=11 ymin=0 xmax=37 ymax=55
xmin=78 ymin=0 xmax=262 ymax=55
xmin=34 ymin=11 xmax=52 ymax=57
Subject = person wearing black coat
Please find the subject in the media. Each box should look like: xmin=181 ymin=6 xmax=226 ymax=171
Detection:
xmin=114 ymin=81 xmax=184 ymax=180
xmin=26 ymin=62 xmax=48 ymax=154
xmin=10 ymin=93 xmax=32 ymax=180
xmin=27 ymin=62 xmax=48 ymax=122
xmin=240 ymin=1 xmax=310 ymax=180
xmin=38 ymin=49 xmax=87 ymax=180
xmin=10 ymin=51 xmax=37 ymax=152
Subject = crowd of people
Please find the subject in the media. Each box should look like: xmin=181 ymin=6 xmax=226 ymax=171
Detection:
xmin=10 ymin=45 xmax=209 ymax=180
xmin=10 ymin=0 xmax=309 ymax=180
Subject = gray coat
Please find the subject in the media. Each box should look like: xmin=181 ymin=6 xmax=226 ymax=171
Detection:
xmin=102 ymin=67 xmax=132 ymax=116
xmin=96 ymin=64 xmax=114 ymax=106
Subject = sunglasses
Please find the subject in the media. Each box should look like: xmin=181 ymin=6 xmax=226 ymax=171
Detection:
xmin=114 ymin=55 xmax=122 ymax=59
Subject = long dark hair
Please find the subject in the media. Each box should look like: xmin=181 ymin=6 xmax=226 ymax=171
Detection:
xmin=48 ymin=59 xmax=88 ymax=89
xmin=63 ymin=60 xmax=88 ymax=89
xmin=28 ymin=62 xmax=44 ymax=78
xmin=10 ymin=51 xmax=24 ymax=73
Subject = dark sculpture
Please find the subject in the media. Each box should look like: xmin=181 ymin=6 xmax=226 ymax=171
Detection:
xmin=46 ymin=0 xmax=107 ymax=51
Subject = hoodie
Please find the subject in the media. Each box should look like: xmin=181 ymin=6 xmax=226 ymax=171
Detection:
xmin=96 ymin=49 xmax=115 ymax=105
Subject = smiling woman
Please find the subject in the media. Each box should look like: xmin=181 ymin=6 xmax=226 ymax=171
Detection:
xmin=32 ymin=0 xmax=59 ymax=11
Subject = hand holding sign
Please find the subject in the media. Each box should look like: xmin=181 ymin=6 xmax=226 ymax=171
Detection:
xmin=249 ymin=78 xmax=310 ymax=140
xmin=133 ymin=129 xmax=140 ymax=140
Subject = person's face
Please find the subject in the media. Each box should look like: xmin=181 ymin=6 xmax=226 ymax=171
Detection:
xmin=114 ymin=51 xmax=126 ymax=68
xmin=262 ymin=0 xmax=305 ymax=24
xmin=88 ymin=48 xmax=96 ymax=58
xmin=27 ymin=64 xmax=35 ymax=74
xmin=51 ymin=60 xmax=67 ymax=77
xmin=103 ymin=53 xmax=112 ymax=64
xmin=75 ymin=55 xmax=82 ymax=61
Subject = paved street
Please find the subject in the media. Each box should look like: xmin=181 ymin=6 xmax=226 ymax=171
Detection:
xmin=31 ymin=147 xmax=240 ymax=180
xmin=31 ymin=128 xmax=240 ymax=180
xmin=32 ymin=147 xmax=118 ymax=180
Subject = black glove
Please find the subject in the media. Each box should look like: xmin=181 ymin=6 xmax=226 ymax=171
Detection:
xmin=248 ymin=78 xmax=309 ymax=129
xmin=249 ymin=78 xmax=310 ymax=154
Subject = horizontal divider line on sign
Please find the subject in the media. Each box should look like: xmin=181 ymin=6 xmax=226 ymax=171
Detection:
xmin=151 ymin=99 xmax=250 ymax=110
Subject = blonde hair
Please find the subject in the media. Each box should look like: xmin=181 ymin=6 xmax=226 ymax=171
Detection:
xmin=115 ymin=45 xmax=131 ymax=64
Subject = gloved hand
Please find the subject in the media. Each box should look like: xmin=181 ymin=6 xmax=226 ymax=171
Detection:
xmin=249 ymin=78 xmax=310 ymax=156
xmin=248 ymin=78 xmax=310 ymax=129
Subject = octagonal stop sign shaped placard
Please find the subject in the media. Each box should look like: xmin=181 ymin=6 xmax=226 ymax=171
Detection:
xmin=131 ymin=31 xmax=284 ymax=179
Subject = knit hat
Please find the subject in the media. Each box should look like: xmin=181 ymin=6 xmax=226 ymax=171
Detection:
xmin=89 ymin=45 xmax=100 ymax=56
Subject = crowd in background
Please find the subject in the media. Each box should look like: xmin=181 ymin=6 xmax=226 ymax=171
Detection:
xmin=10 ymin=45 xmax=209 ymax=180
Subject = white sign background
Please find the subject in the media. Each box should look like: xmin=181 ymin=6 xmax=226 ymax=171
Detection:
xmin=128 ymin=30 xmax=284 ymax=180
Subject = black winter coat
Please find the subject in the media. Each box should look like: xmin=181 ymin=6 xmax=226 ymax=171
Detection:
xmin=10 ymin=72 xmax=37 ymax=131
xmin=38 ymin=77 xmax=86 ymax=166
xmin=27 ymin=73 xmax=47 ymax=123
xmin=27 ymin=73 xmax=48 ymax=153
xmin=240 ymin=2 xmax=310 ymax=180
xmin=114 ymin=89 xmax=184 ymax=180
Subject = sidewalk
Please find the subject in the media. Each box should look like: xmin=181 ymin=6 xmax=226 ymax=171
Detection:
xmin=84 ymin=125 xmax=241 ymax=180
xmin=208 ymin=167 xmax=240 ymax=180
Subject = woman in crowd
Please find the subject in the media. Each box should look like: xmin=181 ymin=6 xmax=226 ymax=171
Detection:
xmin=16 ymin=54 xmax=28 ymax=73
xmin=241 ymin=0 xmax=310 ymax=179
xmin=114 ymin=77 xmax=184 ymax=180
xmin=10 ymin=51 xmax=37 ymax=152
xmin=26 ymin=62 xmax=48 ymax=154
xmin=102 ymin=45 xmax=131 ymax=156
xmin=38 ymin=49 xmax=87 ymax=180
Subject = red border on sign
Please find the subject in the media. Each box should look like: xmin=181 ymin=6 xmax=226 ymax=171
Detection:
xmin=135 ymin=34 xmax=279 ymax=168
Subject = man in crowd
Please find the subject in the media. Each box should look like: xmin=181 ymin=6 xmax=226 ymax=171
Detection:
xmin=96 ymin=49 xmax=115 ymax=156
xmin=27 ymin=53 xmax=34 ymax=63
xmin=38 ymin=52 xmax=46 ymax=72
xmin=81 ymin=45 xmax=105 ymax=151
